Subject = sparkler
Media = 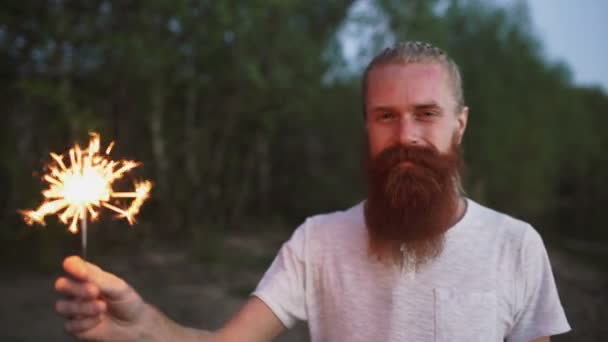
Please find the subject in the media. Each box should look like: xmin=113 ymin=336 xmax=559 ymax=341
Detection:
xmin=20 ymin=132 xmax=152 ymax=259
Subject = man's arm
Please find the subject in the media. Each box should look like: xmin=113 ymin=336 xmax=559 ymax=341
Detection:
xmin=215 ymin=296 xmax=286 ymax=341
xmin=55 ymin=256 xmax=285 ymax=342
xmin=530 ymin=337 xmax=549 ymax=342
xmin=136 ymin=297 xmax=284 ymax=342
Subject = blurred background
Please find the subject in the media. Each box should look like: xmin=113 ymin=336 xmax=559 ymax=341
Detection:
xmin=1 ymin=0 xmax=606 ymax=341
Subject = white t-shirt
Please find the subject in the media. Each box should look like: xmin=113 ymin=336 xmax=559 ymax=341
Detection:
xmin=253 ymin=199 xmax=571 ymax=341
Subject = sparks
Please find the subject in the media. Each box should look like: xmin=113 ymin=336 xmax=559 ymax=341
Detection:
xmin=20 ymin=132 xmax=152 ymax=234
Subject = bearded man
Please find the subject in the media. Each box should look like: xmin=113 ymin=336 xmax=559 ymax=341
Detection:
xmin=54 ymin=42 xmax=570 ymax=342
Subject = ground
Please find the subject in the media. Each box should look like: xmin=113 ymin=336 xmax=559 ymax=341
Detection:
xmin=1 ymin=231 xmax=606 ymax=341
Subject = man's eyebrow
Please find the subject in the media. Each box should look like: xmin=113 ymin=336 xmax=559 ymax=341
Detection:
xmin=369 ymin=103 xmax=444 ymax=113
xmin=370 ymin=106 xmax=397 ymax=113
xmin=413 ymin=103 xmax=442 ymax=111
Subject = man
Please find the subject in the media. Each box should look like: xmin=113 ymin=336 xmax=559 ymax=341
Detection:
xmin=54 ymin=41 xmax=570 ymax=341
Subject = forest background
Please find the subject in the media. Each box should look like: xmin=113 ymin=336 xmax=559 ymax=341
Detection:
xmin=1 ymin=1 xmax=606 ymax=341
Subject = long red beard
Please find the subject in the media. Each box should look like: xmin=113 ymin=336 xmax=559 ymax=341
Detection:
xmin=364 ymin=142 xmax=462 ymax=269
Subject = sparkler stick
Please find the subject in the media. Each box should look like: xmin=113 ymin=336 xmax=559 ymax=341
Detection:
xmin=20 ymin=132 xmax=152 ymax=258
xmin=82 ymin=210 xmax=87 ymax=260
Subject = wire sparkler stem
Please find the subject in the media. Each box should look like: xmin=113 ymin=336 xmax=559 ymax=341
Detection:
xmin=81 ymin=209 xmax=87 ymax=260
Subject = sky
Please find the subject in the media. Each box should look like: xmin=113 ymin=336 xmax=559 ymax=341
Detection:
xmin=338 ymin=0 xmax=608 ymax=92
xmin=526 ymin=0 xmax=608 ymax=92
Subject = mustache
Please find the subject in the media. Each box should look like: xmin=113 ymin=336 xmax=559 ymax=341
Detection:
xmin=368 ymin=143 xmax=456 ymax=176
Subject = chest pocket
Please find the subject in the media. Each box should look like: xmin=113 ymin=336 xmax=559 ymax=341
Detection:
xmin=434 ymin=288 xmax=497 ymax=342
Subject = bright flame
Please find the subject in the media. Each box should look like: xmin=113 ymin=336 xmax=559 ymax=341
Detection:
xmin=20 ymin=132 xmax=152 ymax=233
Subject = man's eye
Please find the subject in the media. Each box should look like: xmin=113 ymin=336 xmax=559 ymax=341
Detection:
xmin=379 ymin=113 xmax=395 ymax=121
xmin=417 ymin=111 xmax=437 ymax=119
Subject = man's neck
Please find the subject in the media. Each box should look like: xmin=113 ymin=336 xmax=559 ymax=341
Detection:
xmin=450 ymin=196 xmax=468 ymax=228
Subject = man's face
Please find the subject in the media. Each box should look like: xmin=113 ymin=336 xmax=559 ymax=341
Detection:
xmin=365 ymin=63 xmax=468 ymax=158
xmin=363 ymin=62 xmax=469 ymax=268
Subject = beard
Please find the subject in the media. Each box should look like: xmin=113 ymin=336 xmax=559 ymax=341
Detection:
xmin=364 ymin=140 xmax=463 ymax=270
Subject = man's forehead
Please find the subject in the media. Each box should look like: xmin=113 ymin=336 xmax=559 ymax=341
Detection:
xmin=366 ymin=63 xmax=453 ymax=106
xmin=368 ymin=64 xmax=448 ymax=92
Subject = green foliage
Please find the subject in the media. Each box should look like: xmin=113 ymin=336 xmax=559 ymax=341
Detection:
xmin=1 ymin=0 xmax=607 ymax=265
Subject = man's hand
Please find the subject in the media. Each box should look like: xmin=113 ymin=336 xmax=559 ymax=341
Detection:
xmin=54 ymin=256 xmax=148 ymax=340
xmin=54 ymin=255 xmax=219 ymax=341
xmin=54 ymin=256 xmax=285 ymax=342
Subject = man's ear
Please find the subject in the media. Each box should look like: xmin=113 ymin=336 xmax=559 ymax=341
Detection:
xmin=455 ymin=106 xmax=469 ymax=144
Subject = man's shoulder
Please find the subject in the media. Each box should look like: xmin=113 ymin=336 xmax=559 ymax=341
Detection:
xmin=292 ymin=201 xmax=366 ymax=248
xmin=306 ymin=201 xmax=365 ymax=228
xmin=466 ymin=198 xmax=538 ymax=244
xmin=469 ymin=199 xmax=529 ymax=226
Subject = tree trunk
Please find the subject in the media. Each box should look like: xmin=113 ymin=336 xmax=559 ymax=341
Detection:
xmin=149 ymin=83 xmax=172 ymax=230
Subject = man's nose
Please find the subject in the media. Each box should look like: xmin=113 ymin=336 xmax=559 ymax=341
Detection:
xmin=398 ymin=117 xmax=420 ymax=145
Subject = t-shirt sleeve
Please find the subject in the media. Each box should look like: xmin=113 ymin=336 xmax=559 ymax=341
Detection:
xmin=506 ymin=227 xmax=571 ymax=341
xmin=252 ymin=219 xmax=310 ymax=329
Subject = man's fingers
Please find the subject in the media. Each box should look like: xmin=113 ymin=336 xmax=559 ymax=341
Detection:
xmin=54 ymin=277 xmax=99 ymax=299
xmin=55 ymin=299 xmax=106 ymax=317
xmin=64 ymin=316 xmax=103 ymax=334
xmin=62 ymin=256 xmax=88 ymax=281
xmin=62 ymin=256 xmax=130 ymax=300
xmin=84 ymin=262 xmax=130 ymax=300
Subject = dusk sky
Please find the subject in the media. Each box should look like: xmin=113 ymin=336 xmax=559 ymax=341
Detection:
xmin=512 ymin=0 xmax=607 ymax=91
xmin=340 ymin=0 xmax=608 ymax=92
